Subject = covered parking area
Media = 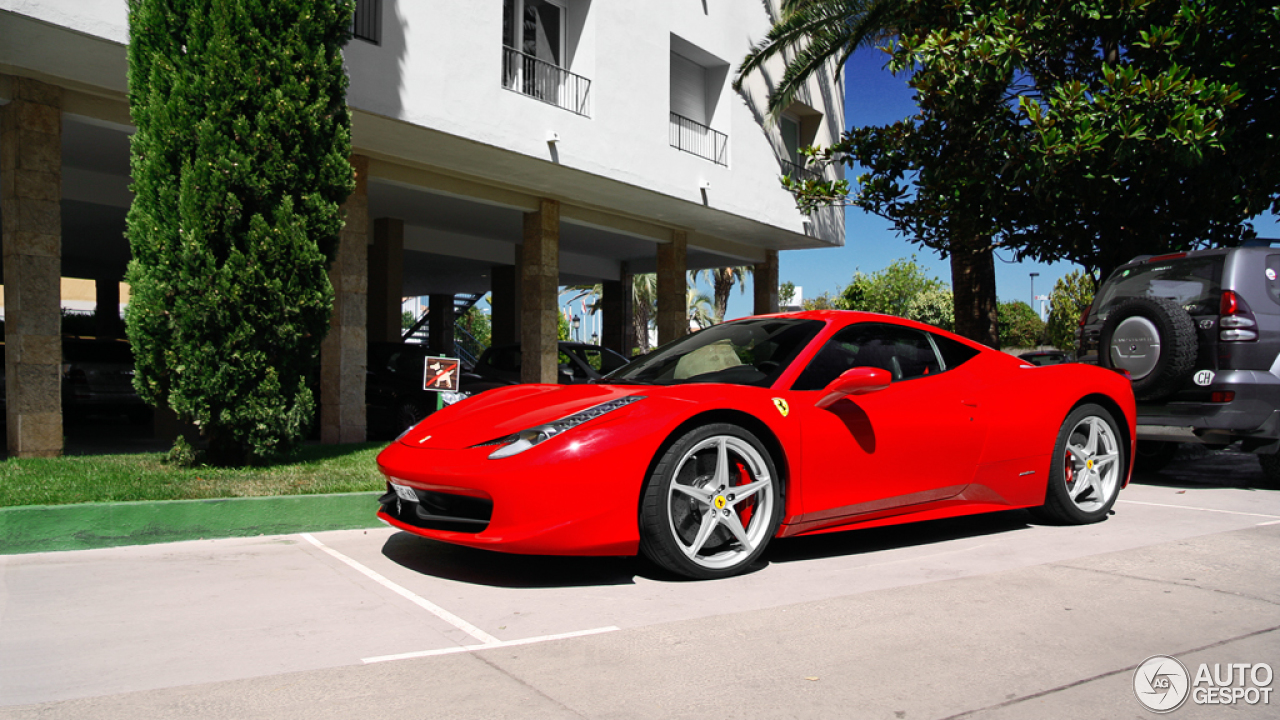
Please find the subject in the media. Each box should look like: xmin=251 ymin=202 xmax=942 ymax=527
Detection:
xmin=1 ymin=74 xmax=827 ymax=457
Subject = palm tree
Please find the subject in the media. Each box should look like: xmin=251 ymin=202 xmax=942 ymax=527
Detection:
xmin=690 ymin=266 xmax=753 ymax=324
xmin=687 ymin=289 xmax=715 ymax=330
xmin=633 ymin=273 xmax=657 ymax=352
xmin=734 ymin=0 xmax=904 ymax=121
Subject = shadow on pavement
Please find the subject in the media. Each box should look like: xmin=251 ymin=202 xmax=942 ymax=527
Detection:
xmin=765 ymin=508 xmax=1034 ymax=566
xmin=380 ymin=531 xmax=645 ymax=588
xmin=1131 ymin=446 xmax=1270 ymax=490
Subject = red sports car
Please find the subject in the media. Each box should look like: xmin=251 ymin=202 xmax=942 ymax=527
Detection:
xmin=376 ymin=311 xmax=1136 ymax=579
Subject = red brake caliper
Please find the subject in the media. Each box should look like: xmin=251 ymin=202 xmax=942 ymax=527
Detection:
xmin=735 ymin=462 xmax=754 ymax=527
xmin=1064 ymin=452 xmax=1075 ymax=488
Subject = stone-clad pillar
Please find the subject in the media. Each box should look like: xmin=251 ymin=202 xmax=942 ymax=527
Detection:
xmin=428 ymin=294 xmax=455 ymax=357
xmin=656 ymin=230 xmax=688 ymax=346
xmin=490 ymin=253 xmax=520 ymax=347
xmin=367 ymin=217 xmax=404 ymax=344
xmin=754 ymin=249 xmax=779 ymax=315
xmin=2 ymin=77 xmax=63 ymax=458
xmin=520 ymin=199 xmax=559 ymax=384
xmin=601 ymin=261 xmax=635 ymax=358
xmin=321 ymin=155 xmax=368 ymax=443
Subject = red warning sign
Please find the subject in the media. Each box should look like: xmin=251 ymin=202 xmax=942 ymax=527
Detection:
xmin=421 ymin=356 xmax=461 ymax=392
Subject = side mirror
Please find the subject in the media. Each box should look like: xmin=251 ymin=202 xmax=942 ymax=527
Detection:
xmin=815 ymin=367 xmax=891 ymax=409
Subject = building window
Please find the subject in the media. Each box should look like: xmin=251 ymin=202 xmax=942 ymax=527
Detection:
xmin=502 ymin=0 xmax=591 ymax=116
xmin=779 ymin=106 xmax=823 ymax=182
xmin=352 ymin=0 xmax=380 ymax=45
xmin=668 ymin=40 xmax=729 ymax=166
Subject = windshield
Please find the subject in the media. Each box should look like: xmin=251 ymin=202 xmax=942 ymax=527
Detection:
xmin=606 ymin=318 xmax=824 ymax=387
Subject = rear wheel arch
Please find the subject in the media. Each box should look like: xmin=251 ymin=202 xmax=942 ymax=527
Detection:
xmin=1073 ymin=393 xmax=1133 ymax=479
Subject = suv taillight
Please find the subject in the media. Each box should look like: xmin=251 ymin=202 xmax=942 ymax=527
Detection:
xmin=1078 ymin=302 xmax=1092 ymax=328
xmin=1219 ymin=290 xmax=1258 ymax=342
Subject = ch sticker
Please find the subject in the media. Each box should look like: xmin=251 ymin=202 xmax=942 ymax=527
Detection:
xmin=772 ymin=398 xmax=790 ymax=417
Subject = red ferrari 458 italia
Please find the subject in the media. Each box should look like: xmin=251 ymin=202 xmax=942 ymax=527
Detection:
xmin=376 ymin=311 xmax=1136 ymax=579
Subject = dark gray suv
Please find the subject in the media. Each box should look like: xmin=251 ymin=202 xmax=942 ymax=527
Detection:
xmin=1077 ymin=244 xmax=1280 ymax=484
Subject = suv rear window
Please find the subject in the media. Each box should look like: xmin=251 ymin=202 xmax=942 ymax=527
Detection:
xmin=1094 ymin=255 xmax=1224 ymax=321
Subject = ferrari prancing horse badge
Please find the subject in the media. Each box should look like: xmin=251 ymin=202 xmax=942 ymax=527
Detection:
xmin=772 ymin=398 xmax=789 ymax=417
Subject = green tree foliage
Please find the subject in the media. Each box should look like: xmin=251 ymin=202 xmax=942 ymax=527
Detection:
xmin=734 ymin=0 xmax=905 ymax=120
xmin=457 ymin=305 xmax=492 ymax=349
xmin=998 ymin=301 xmax=1045 ymax=349
xmin=1045 ymin=271 xmax=1096 ymax=352
xmin=779 ymin=281 xmax=797 ymax=308
xmin=839 ymin=256 xmax=948 ymax=316
xmin=904 ymin=286 xmax=954 ymax=332
xmin=794 ymin=0 xmax=1279 ymax=346
xmin=126 ymin=0 xmax=355 ymax=465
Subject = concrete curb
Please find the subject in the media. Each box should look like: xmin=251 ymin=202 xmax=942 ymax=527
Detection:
xmin=0 ymin=492 xmax=384 ymax=555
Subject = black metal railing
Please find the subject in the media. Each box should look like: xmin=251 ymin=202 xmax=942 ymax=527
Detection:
xmin=782 ymin=159 xmax=822 ymax=184
xmin=502 ymin=46 xmax=591 ymax=117
xmin=669 ymin=112 xmax=728 ymax=166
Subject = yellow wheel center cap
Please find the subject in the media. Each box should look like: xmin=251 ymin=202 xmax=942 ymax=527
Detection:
xmin=1086 ymin=459 xmax=1094 ymax=470
xmin=714 ymin=495 xmax=727 ymax=510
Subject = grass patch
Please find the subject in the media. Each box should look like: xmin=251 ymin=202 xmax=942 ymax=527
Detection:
xmin=0 ymin=442 xmax=387 ymax=508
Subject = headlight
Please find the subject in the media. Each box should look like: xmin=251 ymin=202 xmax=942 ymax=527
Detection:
xmin=477 ymin=396 xmax=645 ymax=459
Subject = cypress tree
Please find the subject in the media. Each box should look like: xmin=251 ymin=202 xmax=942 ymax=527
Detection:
xmin=126 ymin=0 xmax=355 ymax=465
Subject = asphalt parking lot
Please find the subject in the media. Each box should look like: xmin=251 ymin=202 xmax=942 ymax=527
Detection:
xmin=1 ymin=450 xmax=1277 ymax=719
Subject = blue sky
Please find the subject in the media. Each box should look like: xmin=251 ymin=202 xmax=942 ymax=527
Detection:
xmin=717 ymin=48 xmax=1280 ymax=322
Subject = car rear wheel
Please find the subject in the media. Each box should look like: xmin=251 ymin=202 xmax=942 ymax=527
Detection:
xmin=1034 ymin=404 xmax=1124 ymax=524
xmin=1099 ymin=296 xmax=1196 ymax=401
xmin=640 ymin=424 xmax=781 ymax=580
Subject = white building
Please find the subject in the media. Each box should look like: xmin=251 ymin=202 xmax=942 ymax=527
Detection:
xmin=0 ymin=0 xmax=844 ymax=455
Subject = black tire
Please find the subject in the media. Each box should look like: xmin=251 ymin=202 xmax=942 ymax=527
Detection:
xmin=1034 ymin=404 xmax=1125 ymax=524
xmin=1099 ymin=296 xmax=1196 ymax=401
xmin=395 ymin=400 xmax=426 ymax=434
xmin=1134 ymin=440 xmax=1179 ymax=474
xmin=1258 ymin=453 xmax=1280 ymax=490
xmin=639 ymin=423 xmax=782 ymax=580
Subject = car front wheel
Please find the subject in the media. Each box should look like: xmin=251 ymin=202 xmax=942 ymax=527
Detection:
xmin=639 ymin=424 xmax=781 ymax=580
xmin=1035 ymin=404 xmax=1125 ymax=524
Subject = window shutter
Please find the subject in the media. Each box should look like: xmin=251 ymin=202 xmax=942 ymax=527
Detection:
xmin=670 ymin=52 xmax=707 ymax=125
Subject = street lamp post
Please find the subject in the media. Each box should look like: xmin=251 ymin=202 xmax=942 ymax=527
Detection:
xmin=571 ymin=315 xmax=581 ymax=342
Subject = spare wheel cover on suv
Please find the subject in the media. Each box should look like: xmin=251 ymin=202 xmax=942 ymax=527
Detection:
xmin=1099 ymin=296 xmax=1197 ymax=401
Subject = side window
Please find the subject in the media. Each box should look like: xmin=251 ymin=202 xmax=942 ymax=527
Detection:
xmin=792 ymin=324 xmax=941 ymax=391
xmin=930 ymin=334 xmax=980 ymax=371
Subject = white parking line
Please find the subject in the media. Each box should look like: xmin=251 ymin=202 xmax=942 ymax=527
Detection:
xmin=300 ymin=533 xmax=501 ymax=646
xmin=362 ymin=626 xmax=621 ymax=664
xmin=1118 ymin=500 xmax=1280 ymax=524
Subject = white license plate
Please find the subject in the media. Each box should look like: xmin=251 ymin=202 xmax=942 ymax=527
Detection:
xmin=391 ymin=483 xmax=418 ymax=502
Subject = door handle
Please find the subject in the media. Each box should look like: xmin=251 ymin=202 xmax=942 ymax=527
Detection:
xmin=961 ymin=399 xmax=979 ymax=408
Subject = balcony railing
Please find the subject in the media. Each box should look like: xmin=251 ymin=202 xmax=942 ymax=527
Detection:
xmin=669 ymin=112 xmax=728 ymax=166
xmin=502 ymin=46 xmax=591 ymax=117
xmin=782 ymin=159 xmax=823 ymax=184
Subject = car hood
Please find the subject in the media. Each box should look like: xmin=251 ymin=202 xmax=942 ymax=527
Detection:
xmin=398 ymin=383 xmax=649 ymax=450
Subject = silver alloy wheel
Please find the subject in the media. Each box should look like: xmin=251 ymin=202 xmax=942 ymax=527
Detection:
xmin=1063 ymin=415 xmax=1121 ymax=513
xmin=1108 ymin=315 xmax=1162 ymax=380
xmin=666 ymin=435 xmax=775 ymax=571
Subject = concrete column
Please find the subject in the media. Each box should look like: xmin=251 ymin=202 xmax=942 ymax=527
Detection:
xmin=95 ymin=277 xmax=121 ymax=339
xmin=601 ymin=261 xmax=635 ymax=358
xmin=2 ymin=77 xmax=63 ymax=458
xmin=520 ymin=199 xmax=559 ymax=384
xmin=754 ymin=249 xmax=779 ymax=315
xmin=428 ymin=294 xmax=456 ymax=357
xmin=367 ymin=217 xmax=404 ymax=344
xmin=656 ymin=230 xmax=688 ymax=346
xmin=490 ymin=251 xmax=520 ymax=347
xmin=320 ymin=155 xmax=368 ymax=444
